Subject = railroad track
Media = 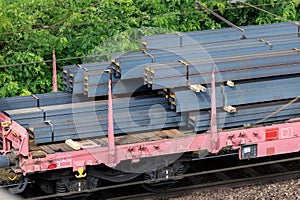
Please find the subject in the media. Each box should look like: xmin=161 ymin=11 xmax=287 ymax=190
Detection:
xmin=105 ymin=155 xmax=300 ymax=200
xmin=23 ymin=153 xmax=300 ymax=200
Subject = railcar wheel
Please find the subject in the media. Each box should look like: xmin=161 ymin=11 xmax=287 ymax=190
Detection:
xmin=142 ymin=180 xmax=177 ymax=192
xmin=142 ymin=162 xmax=188 ymax=192
xmin=89 ymin=167 xmax=140 ymax=182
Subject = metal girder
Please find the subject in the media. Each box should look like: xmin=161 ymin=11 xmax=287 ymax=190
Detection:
xmin=40 ymin=96 xmax=167 ymax=117
xmin=63 ymin=62 xmax=110 ymax=92
xmin=0 ymin=96 xmax=37 ymax=111
xmin=146 ymin=63 xmax=300 ymax=89
xmin=141 ymin=22 xmax=297 ymax=49
xmin=61 ymin=23 xmax=300 ymax=98
xmin=32 ymin=118 xmax=185 ymax=144
xmin=35 ymin=92 xmax=73 ymax=106
xmin=84 ymin=78 xmax=148 ymax=97
xmin=174 ymin=76 xmax=300 ymax=112
xmin=191 ymin=108 xmax=300 ymax=132
xmin=27 ymin=95 xmax=183 ymax=143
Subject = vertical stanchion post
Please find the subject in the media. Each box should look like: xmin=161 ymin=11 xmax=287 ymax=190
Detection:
xmin=210 ymin=65 xmax=218 ymax=152
xmin=210 ymin=67 xmax=217 ymax=134
xmin=52 ymin=50 xmax=57 ymax=92
xmin=105 ymin=69 xmax=115 ymax=165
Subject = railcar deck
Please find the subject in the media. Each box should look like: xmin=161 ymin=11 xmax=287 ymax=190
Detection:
xmin=28 ymin=129 xmax=189 ymax=155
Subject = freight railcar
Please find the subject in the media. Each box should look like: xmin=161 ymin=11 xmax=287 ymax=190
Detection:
xmin=0 ymin=22 xmax=300 ymax=195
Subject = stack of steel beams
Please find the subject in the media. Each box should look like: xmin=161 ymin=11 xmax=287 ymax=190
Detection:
xmin=144 ymin=50 xmax=300 ymax=89
xmin=63 ymin=62 xmax=110 ymax=93
xmin=4 ymin=108 xmax=44 ymax=129
xmin=62 ymin=61 xmax=150 ymax=97
xmin=172 ymin=76 xmax=300 ymax=112
xmin=83 ymin=70 xmax=148 ymax=97
xmin=62 ymin=23 xmax=300 ymax=98
xmin=35 ymin=92 xmax=73 ymax=106
xmin=84 ymin=78 xmax=148 ymax=97
xmin=0 ymin=95 xmax=37 ymax=111
xmin=141 ymin=22 xmax=298 ymax=48
xmin=188 ymin=100 xmax=300 ymax=132
xmin=0 ymin=92 xmax=90 ymax=112
xmin=28 ymin=96 xmax=185 ymax=144
xmin=63 ymin=65 xmax=79 ymax=92
xmin=111 ymin=36 xmax=300 ymax=82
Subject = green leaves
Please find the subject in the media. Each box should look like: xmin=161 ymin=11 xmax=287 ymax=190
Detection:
xmin=0 ymin=51 xmax=50 ymax=97
xmin=282 ymin=1 xmax=298 ymax=20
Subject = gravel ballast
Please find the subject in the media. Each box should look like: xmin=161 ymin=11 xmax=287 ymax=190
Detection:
xmin=168 ymin=179 xmax=300 ymax=200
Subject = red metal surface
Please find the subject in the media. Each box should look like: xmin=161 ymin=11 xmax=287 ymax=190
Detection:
xmin=210 ymin=67 xmax=219 ymax=153
xmin=14 ymin=119 xmax=300 ymax=175
xmin=107 ymin=71 xmax=115 ymax=166
xmin=52 ymin=50 xmax=57 ymax=92
xmin=265 ymin=128 xmax=279 ymax=141
xmin=0 ymin=113 xmax=29 ymax=157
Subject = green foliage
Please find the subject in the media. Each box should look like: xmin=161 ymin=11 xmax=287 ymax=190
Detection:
xmin=0 ymin=0 xmax=299 ymax=97
xmin=0 ymin=51 xmax=51 ymax=97
xmin=221 ymin=0 xmax=300 ymax=25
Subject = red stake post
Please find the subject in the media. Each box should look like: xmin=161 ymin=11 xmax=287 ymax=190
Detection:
xmin=105 ymin=69 xmax=115 ymax=166
xmin=210 ymin=65 xmax=219 ymax=153
xmin=52 ymin=50 xmax=57 ymax=92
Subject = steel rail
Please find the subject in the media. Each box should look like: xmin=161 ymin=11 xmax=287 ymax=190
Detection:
xmin=109 ymin=169 xmax=300 ymax=200
xmin=0 ymin=182 xmax=33 ymax=189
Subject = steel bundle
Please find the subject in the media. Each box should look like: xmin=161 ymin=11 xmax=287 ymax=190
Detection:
xmin=141 ymin=22 xmax=297 ymax=48
xmin=144 ymin=51 xmax=300 ymax=89
xmin=0 ymin=92 xmax=90 ymax=112
xmin=27 ymin=96 xmax=185 ymax=144
xmin=63 ymin=62 xmax=110 ymax=93
xmin=173 ymin=76 xmax=300 ymax=112
xmin=189 ymin=100 xmax=300 ymax=132
xmin=61 ymin=22 xmax=300 ymax=98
